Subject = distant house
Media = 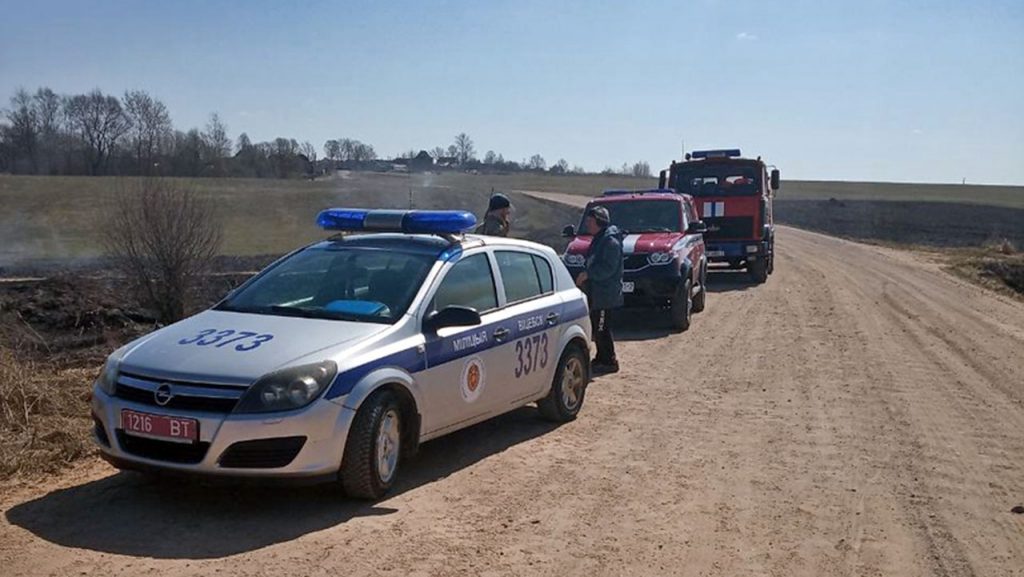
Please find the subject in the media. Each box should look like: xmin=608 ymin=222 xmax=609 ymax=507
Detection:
xmin=410 ymin=150 xmax=434 ymax=172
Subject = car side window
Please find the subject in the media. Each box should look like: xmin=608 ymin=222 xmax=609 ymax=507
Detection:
xmin=496 ymin=251 xmax=544 ymax=303
xmin=433 ymin=253 xmax=498 ymax=313
xmin=532 ymin=255 xmax=553 ymax=294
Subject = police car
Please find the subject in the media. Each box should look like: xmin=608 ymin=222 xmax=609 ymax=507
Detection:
xmin=91 ymin=209 xmax=592 ymax=499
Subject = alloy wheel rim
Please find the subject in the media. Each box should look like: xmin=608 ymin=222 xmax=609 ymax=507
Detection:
xmin=376 ymin=409 xmax=400 ymax=484
xmin=561 ymin=357 xmax=584 ymax=410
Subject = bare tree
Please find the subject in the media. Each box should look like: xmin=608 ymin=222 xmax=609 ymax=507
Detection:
xmin=447 ymin=144 xmax=457 ymax=158
xmin=430 ymin=146 xmax=447 ymax=160
xmin=123 ymin=90 xmax=172 ymax=175
xmin=33 ymin=88 xmax=62 ymax=173
xmin=528 ymin=154 xmax=547 ymax=171
xmin=103 ymin=178 xmax=223 ymax=323
xmin=324 ymin=139 xmax=341 ymax=162
xmin=551 ymin=158 xmax=569 ymax=174
xmin=483 ymin=150 xmax=497 ymax=165
xmin=4 ymin=89 xmax=39 ymax=173
xmin=631 ymin=161 xmax=651 ymax=178
xmin=66 ymin=89 xmax=131 ymax=175
xmin=201 ymin=113 xmax=231 ymax=175
xmin=453 ymin=132 xmax=475 ymax=165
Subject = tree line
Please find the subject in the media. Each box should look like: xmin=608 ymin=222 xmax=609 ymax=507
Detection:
xmin=0 ymin=86 xmax=652 ymax=179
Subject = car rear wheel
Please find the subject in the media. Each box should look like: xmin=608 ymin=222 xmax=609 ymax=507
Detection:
xmin=670 ymin=278 xmax=693 ymax=331
xmin=538 ymin=345 xmax=588 ymax=422
xmin=339 ymin=390 xmax=402 ymax=500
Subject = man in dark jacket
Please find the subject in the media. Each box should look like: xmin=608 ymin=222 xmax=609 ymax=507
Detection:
xmin=475 ymin=193 xmax=511 ymax=236
xmin=575 ymin=205 xmax=623 ymax=373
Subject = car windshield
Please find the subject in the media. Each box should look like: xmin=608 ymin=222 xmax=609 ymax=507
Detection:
xmin=581 ymin=200 xmax=681 ymax=233
xmin=672 ymin=164 xmax=762 ymax=197
xmin=217 ymin=245 xmax=435 ymax=323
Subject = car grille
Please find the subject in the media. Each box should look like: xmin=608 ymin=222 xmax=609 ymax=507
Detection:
xmin=218 ymin=436 xmax=307 ymax=469
xmin=704 ymin=216 xmax=754 ymax=240
xmin=623 ymin=255 xmax=649 ymax=271
xmin=116 ymin=430 xmax=210 ymax=464
xmin=115 ymin=373 xmax=245 ymax=414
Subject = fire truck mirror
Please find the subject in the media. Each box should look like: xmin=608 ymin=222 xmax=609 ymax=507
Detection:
xmin=562 ymin=224 xmax=576 ymax=237
xmin=770 ymin=169 xmax=781 ymax=191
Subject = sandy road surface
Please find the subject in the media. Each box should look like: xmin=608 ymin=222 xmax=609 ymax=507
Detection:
xmin=2 ymin=195 xmax=1023 ymax=575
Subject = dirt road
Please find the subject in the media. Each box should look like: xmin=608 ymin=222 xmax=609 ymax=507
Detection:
xmin=2 ymin=207 xmax=1023 ymax=575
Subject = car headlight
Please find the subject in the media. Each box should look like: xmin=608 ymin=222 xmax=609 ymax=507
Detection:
xmin=234 ymin=360 xmax=338 ymax=414
xmin=647 ymin=252 xmax=674 ymax=265
xmin=95 ymin=355 xmax=121 ymax=396
xmin=563 ymin=253 xmax=585 ymax=266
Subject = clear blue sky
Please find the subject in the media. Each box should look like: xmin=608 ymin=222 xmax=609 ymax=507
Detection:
xmin=2 ymin=0 xmax=1022 ymax=184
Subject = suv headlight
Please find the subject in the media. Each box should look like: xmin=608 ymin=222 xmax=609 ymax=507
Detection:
xmin=234 ymin=361 xmax=338 ymax=414
xmin=563 ymin=253 xmax=585 ymax=266
xmin=647 ymin=252 xmax=674 ymax=265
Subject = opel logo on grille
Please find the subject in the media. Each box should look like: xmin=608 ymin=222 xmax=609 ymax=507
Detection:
xmin=154 ymin=383 xmax=174 ymax=406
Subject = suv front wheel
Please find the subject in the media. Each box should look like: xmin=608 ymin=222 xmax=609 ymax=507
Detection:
xmin=670 ymin=277 xmax=693 ymax=331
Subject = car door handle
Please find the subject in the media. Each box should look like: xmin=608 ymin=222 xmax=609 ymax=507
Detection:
xmin=492 ymin=327 xmax=511 ymax=342
xmin=545 ymin=312 xmax=560 ymax=325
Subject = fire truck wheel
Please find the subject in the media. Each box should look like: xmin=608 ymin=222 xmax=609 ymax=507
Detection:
xmin=671 ymin=278 xmax=692 ymax=331
xmin=692 ymin=267 xmax=706 ymax=313
xmin=749 ymin=257 xmax=768 ymax=284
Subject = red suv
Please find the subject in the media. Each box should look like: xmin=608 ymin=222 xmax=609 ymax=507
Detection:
xmin=561 ymin=189 xmax=707 ymax=331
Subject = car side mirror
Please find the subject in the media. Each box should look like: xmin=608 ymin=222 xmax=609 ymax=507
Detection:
xmin=770 ymin=169 xmax=780 ymax=191
xmin=424 ymin=306 xmax=482 ymax=332
xmin=562 ymin=224 xmax=576 ymax=237
xmin=686 ymin=221 xmax=707 ymax=234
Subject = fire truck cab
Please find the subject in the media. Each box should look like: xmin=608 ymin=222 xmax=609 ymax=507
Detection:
xmin=659 ymin=149 xmax=780 ymax=283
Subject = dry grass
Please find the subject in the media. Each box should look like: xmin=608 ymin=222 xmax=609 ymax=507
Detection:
xmin=943 ymin=240 xmax=1024 ymax=299
xmin=0 ymin=347 xmax=97 ymax=479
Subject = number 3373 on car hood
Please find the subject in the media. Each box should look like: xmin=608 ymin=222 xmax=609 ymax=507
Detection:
xmin=115 ymin=309 xmax=389 ymax=384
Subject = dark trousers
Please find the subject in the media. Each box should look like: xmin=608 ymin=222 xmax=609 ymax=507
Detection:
xmin=590 ymin=309 xmax=617 ymax=365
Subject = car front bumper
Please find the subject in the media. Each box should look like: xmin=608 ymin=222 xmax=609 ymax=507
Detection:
xmin=91 ymin=386 xmax=355 ymax=480
xmin=705 ymin=241 xmax=765 ymax=263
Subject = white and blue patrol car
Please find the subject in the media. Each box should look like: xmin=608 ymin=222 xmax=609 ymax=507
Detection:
xmin=90 ymin=209 xmax=591 ymax=498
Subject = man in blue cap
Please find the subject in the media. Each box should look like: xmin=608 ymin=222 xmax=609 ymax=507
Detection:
xmin=575 ymin=205 xmax=623 ymax=374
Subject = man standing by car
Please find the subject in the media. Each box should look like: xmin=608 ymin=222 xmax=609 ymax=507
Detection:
xmin=575 ymin=206 xmax=623 ymax=374
xmin=476 ymin=192 xmax=512 ymax=236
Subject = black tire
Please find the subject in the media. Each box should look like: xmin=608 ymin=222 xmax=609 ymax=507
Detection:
xmin=339 ymin=390 xmax=403 ymax=500
xmin=691 ymin=266 xmax=706 ymax=313
xmin=670 ymin=278 xmax=693 ymax=331
xmin=538 ymin=344 xmax=588 ymax=422
xmin=749 ymin=257 xmax=768 ymax=284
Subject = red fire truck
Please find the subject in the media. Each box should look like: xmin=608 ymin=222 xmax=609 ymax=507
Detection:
xmin=659 ymin=149 xmax=780 ymax=283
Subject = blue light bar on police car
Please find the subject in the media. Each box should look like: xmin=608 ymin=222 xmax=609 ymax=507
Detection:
xmin=316 ymin=208 xmax=477 ymax=234
xmin=691 ymin=149 xmax=741 ymax=159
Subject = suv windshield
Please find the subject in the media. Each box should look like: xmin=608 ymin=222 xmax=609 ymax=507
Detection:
xmin=581 ymin=200 xmax=681 ymax=233
xmin=217 ymin=245 xmax=435 ymax=323
xmin=672 ymin=164 xmax=762 ymax=197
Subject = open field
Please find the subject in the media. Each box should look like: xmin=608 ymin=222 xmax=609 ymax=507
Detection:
xmin=3 ymin=173 xmax=1022 ymax=272
xmin=2 ymin=226 xmax=1022 ymax=576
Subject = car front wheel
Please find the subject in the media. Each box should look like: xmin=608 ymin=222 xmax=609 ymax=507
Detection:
xmin=671 ymin=278 xmax=693 ymax=331
xmin=340 ymin=390 xmax=402 ymax=500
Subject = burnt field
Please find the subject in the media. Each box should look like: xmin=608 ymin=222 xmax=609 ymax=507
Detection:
xmin=774 ymin=199 xmax=1024 ymax=248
